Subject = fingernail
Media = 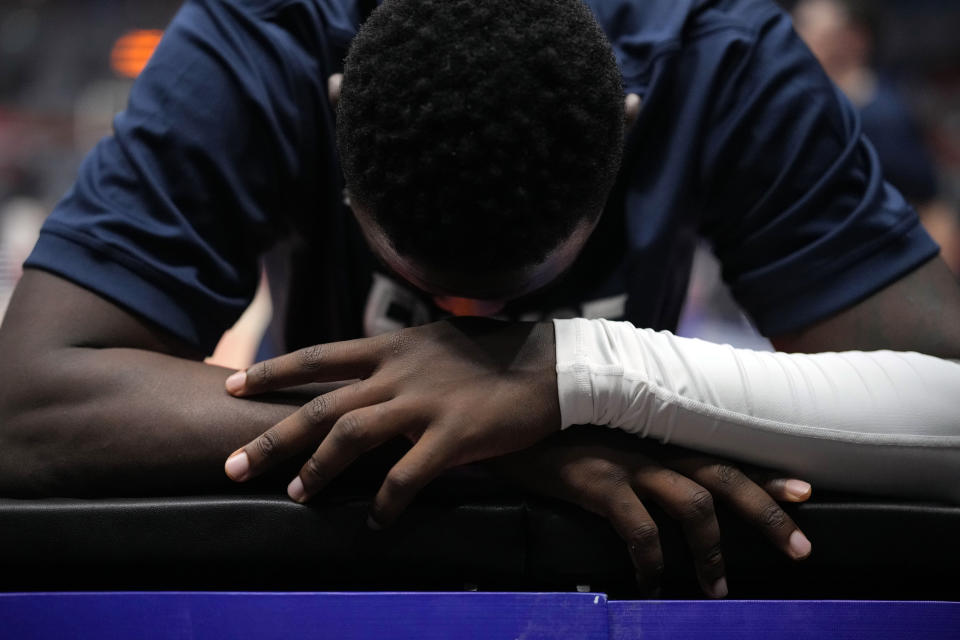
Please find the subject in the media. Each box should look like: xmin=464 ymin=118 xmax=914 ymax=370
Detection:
xmin=785 ymin=479 xmax=812 ymax=501
xmin=709 ymin=577 xmax=728 ymax=599
xmin=224 ymin=450 xmax=250 ymax=481
xmin=288 ymin=476 xmax=306 ymax=503
xmin=366 ymin=514 xmax=383 ymax=531
xmin=789 ymin=530 xmax=812 ymax=559
xmin=225 ymin=370 xmax=246 ymax=394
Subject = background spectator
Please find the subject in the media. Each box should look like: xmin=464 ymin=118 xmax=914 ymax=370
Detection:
xmin=793 ymin=0 xmax=960 ymax=272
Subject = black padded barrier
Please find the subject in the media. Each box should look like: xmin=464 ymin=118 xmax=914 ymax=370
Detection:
xmin=3 ymin=484 xmax=959 ymax=598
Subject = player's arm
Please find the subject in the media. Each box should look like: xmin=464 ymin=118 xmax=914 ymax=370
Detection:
xmin=551 ymin=314 xmax=960 ymax=503
xmin=771 ymin=256 xmax=960 ymax=357
xmin=0 ymin=269 xmax=303 ymax=496
xmin=0 ymin=0 xmax=338 ymax=496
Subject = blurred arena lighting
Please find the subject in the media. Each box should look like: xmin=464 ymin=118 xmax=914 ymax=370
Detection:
xmin=110 ymin=30 xmax=163 ymax=79
xmin=0 ymin=9 xmax=39 ymax=56
xmin=0 ymin=197 xmax=45 ymax=320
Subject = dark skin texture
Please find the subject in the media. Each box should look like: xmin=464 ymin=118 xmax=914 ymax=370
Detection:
xmin=2 ymin=72 xmax=959 ymax=591
xmin=220 ymin=309 xmax=811 ymax=599
xmin=0 ymin=270 xmax=306 ymax=495
xmin=3 ymin=253 xmax=957 ymax=596
xmin=771 ymin=257 xmax=960 ymax=356
xmin=2 ymin=271 xmax=805 ymax=601
xmin=219 ymin=255 xmax=960 ymax=599
xmin=490 ymin=427 xmax=813 ymax=596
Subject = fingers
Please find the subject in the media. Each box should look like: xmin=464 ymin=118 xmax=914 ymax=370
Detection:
xmin=602 ymin=482 xmax=664 ymax=594
xmin=673 ymin=459 xmax=813 ymax=562
xmin=755 ymin=477 xmax=813 ymax=503
xmin=713 ymin=459 xmax=812 ymax=502
xmin=499 ymin=451 xmax=666 ymax=594
xmin=632 ymin=465 xmax=728 ymax=598
xmin=225 ymin=381 xmax=392 ymax=482
xmin=226 ymin=334 xmax=391 ymax=396
xmin=367 ymin=432 xmax=449 ymax=529
xmin=288 ymin=398 xmax=422 ymax=503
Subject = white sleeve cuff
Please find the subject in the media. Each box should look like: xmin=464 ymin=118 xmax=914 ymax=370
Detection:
xmin=553 ymin=317 xmax=596 ymax=428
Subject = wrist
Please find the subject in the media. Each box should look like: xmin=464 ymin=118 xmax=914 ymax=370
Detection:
xmin=527 ymin=321 xmax=563 ymax=431
xmin=554 ymin=318 xmax=607 ymax=428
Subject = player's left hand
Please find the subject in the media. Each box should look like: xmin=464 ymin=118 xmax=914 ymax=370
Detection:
xmin=223 ymin=318 xmax=560 ymax=528
xmin=491 ymin=428 xmax=813 ymax=598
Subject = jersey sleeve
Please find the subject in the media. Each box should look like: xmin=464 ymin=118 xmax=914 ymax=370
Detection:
xmin=697 ymin=9 xmax=939 ymax=337
xmin=24 ymin=0 xmax=337 ymax=352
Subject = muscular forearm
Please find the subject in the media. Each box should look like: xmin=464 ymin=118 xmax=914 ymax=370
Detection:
xmin=555 ymin=318 xmax=960 ymax=503
xmin=0 ymin=346 xmax=301 ymax=496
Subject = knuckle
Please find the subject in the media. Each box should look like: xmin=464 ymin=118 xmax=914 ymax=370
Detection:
xmin=334 ymin=413 xmax=367 ymax=446
xmin=248 ymin=360 xmax=273 ymax=387
xmin=683 ymin=489 xmax=716 ymax=522
xmin=350 ymin=379 xmax=369 ymax=397
xmin=628 ymin=522 xmax=661 ymax=550
xmin=255 ymin=428 xmax=281 ymax=459
xmin=630 ymin=527 xmax=665 ymax=580
xmin=305 ymin=395 xmax=331 ymax=425
xmin=710 ymin=463 xmax=743 ymax=490
xmin=298 ymin=344 xmax=326 ymax=370
xmin=572 ymin=463 xmax=627 ymax=511
xmin=759 ymin=503 xmax=788 ymax=530
xmin=302 ymin=455 xmax=327 ymax=484
xmin=703 ymin=544 xmax=725 ymax=570
xmin=588 ymin=460 xmax=628 ymax=487
xmin=384 ymin=468 xmax=415 ymax=495
xmin=388 ymin=328 xmax=411 ymax=357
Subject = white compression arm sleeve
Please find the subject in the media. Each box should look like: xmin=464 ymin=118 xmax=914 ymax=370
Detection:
xmin=554 ymin=318 xmax=960 ymax=503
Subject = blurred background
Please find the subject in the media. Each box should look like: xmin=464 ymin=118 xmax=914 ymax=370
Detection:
xmin=0 ymin=0 xmax=181 ymax=318
xmin=0 ymin=0 xmax=958 ymax=353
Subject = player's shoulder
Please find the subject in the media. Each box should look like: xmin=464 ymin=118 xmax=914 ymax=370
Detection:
xmin=242 ymin=0 xmax=363 ymax=45
xmin=586 ymin=0 xmax=785 ymax=37
xmin=181 ymin=0 xmax=358 ymax=55
xmin=585 ymin=0 xmax=790 ymax=83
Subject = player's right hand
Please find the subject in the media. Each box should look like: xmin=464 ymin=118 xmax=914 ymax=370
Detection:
xmin=223 ymin=318 xmax=561 ymax=528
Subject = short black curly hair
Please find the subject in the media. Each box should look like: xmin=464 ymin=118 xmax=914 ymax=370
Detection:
xmin=337 ymin=0 xmax=624 ymax=275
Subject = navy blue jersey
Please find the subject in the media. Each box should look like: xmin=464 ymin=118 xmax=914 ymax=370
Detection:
xmin=25 ymin=0 xmax=938 ymax=354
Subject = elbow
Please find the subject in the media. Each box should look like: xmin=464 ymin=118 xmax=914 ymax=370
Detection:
xmin=0 ymin=367 xmax=62 ymax=496
xmin=0 ymin=424 xmax=44 ymax=498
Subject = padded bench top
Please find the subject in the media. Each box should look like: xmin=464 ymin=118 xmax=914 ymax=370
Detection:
xmin=3 ymin=481 xmax=959 ymax=599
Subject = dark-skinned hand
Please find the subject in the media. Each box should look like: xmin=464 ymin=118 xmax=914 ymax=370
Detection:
xmin=491 ymin=427 xmax=813 ymax=598
xmin=224 ymin=318 xmax=560 ymax=528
